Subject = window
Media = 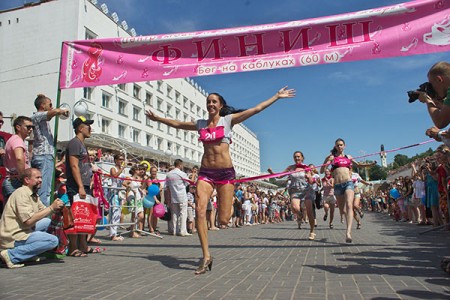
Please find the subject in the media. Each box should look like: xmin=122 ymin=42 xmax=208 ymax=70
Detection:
xmin=156 ymin=80 xmax=163 ymax=92
xmin=166 ymin=104 xmax=173 ymax=118
xmin=118 ymin=83 xmax=126 ymax=91
xmin=146 ymin=134 xmax=152 ymax=146
xmin=132 ymin=128 xmax=140 ymax=143
xmin=133 ymin=84 xmax=141 ymax=99
xmin=157 ymin=97 xmax=164 ymax=112
xmin=85 ymin=28 xmax=97 ymax=40
xmin=157 ymin=138 xmax=163 ymax=150
xmin=183 ymin=113 xmax=188 ymax=122
xmin=197 ymin=106 xmax=202 ymax=117
xmin=83 ymin=87 xmax=93 ymax=100
xmin=118 ymin=124 xmax=126 ymax=138
xmin=101 ymin=118 xmax=110 ymax=134
xmin=145 ymin=92 xmax=153 ymax=106
xmin=146 ymin=81 xmax=153 ymax=87
xmin=167 ymin=142 xmax=172 ymax=152
xmin=183 ymin=96 xmax=188 ymax=108
xmin=175 ymin=91 xmax=181 ymax=104
xmin=176 ymin=129 xmax=181 ymax=138
xmin=101 ymin=92 xmax=111 ymax=109
xmin=145 ymin=117 xmax=152 ymax=127
xmin=184 ymin=131 xmax=189 ymax=142
xmin=167 ymin=126 xmax=172 ymax=135
xmin=158 ymin=122 xmax=163 ymax=131
xmin=133 ymin=106 xmax=141 ymax=122
xmin=166 ymin=85 xmax=173 ymax=98
xmin=190 ymin=102 xmax=195 ymax=113
xmin=118 ymin=99 xmax=127 ymax=116
xmin=176 ymin=108 xmax=181 ymax=120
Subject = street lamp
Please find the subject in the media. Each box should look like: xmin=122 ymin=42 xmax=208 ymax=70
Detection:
xmin=60 ymin=99 xmax=89 ymax=139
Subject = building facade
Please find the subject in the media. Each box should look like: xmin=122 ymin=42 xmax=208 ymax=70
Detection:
xmin=0 ymin=0 xmax=261 ymax=177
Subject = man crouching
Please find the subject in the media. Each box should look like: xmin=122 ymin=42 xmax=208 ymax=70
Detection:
xmin=0 ymin=168 xmax=64 ymax=268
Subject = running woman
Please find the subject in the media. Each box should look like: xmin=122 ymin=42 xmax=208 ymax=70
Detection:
xmin=146 ymin=86 xmax=295 ymax=275
xmin=321 ymin=168 xmax=336 ymax=228
xmin=351 ymin=171 xmax=372 ymax=229
xmin=268 ymin=151 xmax=316 ymax=240
xmin=320 ymin=138 xmax=375 ymax=243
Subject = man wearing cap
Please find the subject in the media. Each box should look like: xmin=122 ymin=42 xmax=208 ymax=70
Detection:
xmin=31 ymin=94 xmax=69 ymax=207
xmin=65 ymin=116 xmax=94 ymax=257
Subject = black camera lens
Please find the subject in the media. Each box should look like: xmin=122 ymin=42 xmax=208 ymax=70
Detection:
xmin=407 ymin=91 xmax=419 ymax=103
xmin=407 ymin=82 xmax=435 ymax=103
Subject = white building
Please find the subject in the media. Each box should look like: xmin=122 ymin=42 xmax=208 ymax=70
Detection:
xmin=0 ymin=0 xmax=261 ymax=177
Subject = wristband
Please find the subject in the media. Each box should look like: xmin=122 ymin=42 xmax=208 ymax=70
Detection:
xmin=438 ymin=131 xmax=444 ymax=139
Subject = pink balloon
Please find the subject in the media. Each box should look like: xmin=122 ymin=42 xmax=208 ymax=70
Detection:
xmin=153 ymin=203 xmax=166 ymax=218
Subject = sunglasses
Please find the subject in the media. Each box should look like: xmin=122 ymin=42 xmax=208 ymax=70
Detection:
xmin=26 ymin=125 xmax=35 ymax=130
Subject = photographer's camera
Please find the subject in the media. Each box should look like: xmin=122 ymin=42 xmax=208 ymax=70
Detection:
xmin=407 ymin=82 xmax=436 ymax=103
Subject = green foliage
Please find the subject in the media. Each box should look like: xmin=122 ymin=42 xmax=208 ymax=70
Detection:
xmin=392 ymin=148 xmax=434 ymax=169
xmin=369 ymin=164 xmax=388 ymax=180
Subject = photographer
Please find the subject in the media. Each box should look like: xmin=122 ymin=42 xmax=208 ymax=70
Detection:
xmin=417 ymin=61 xmax=450 ymax=129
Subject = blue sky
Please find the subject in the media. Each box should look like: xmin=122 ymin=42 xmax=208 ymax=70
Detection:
xmin=2 ymin=0 xmax=449 ymax=172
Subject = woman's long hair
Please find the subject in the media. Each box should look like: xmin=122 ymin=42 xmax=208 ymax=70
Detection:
xmin=209 ymin=93 xmax=245 ymax=116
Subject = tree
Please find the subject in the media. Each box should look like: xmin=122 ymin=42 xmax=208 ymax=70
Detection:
xmin=369 ymin=164 xmax=388 ymax=180
xmin=392 ymin=154 xmax=409 ymax=169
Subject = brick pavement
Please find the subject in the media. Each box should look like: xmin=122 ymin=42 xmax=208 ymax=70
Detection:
xmin=0 ymin=210 xmax=449 ymax=300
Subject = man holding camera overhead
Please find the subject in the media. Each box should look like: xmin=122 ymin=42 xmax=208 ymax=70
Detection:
xmin=31 ymin=94 xmax=69 ymax=207
xmin=417 ymin=62 xmax=450 ymax=125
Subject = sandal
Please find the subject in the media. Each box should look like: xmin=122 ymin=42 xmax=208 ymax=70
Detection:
xmin=68 ymin=249 xmax=88 ymax=257
xmin=111 ymin=235 xmax=124 ymax=241
xmin=85 ymin=247 xmax=104 ymax=254
xmin=88 ymin=237 xmax=102 ymax=244
xmin=329 ymin=224 xmax=334 ymax=229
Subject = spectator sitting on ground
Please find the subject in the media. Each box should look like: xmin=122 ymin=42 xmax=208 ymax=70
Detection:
xmin=0 ymin=168 xmax=64 ymax=268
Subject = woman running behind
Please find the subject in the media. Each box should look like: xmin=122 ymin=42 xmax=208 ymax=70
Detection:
xmin=146 ymin=86 xmax=295 ymax=274
xmin=320 ymin=138 xmax=375 ymax=243
xmin=268 ymin=151 xmax=316 ymax=240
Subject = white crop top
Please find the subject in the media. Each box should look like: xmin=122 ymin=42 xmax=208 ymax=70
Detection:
xmin=196 ymin=114 xmax=233 ymax=144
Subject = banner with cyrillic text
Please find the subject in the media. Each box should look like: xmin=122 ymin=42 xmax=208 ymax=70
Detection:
xmin=60 ymin=0 xmax=450 ymax=89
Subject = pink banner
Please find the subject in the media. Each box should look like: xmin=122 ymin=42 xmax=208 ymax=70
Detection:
xmin=60 ymin=0 xmax=450 ymax=89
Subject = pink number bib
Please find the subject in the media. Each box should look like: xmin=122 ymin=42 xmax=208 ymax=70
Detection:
xmin=198 ymin=126 xmax=225 ymax=144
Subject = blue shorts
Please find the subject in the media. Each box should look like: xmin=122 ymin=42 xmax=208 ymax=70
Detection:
xmin=334 ymin=181 xmax=354 ymax=196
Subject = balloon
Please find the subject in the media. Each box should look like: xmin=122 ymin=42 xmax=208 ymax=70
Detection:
xmin=153 ymin=203 xmax=166 ymax=218
xmin=143 ymin=194 xmax=156 ymax=208
xmin=147 ymin=184 xmax=160 ymax=197
xmin=389 ymin=188 xmax=401 ymax=199
xmin=97 ymin=216 xmax=108 ymax=230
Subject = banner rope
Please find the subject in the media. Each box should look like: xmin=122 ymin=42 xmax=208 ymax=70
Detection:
xmin=95 ymin=139 xmax=436 ymax=186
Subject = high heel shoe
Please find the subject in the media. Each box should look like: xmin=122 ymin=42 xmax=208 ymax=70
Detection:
xmin=194 ymin=257 xmax=213 ymax=275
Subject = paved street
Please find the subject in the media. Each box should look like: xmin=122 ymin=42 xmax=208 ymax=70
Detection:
xmin=0 ymin=210 xmax=449 ymax=300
